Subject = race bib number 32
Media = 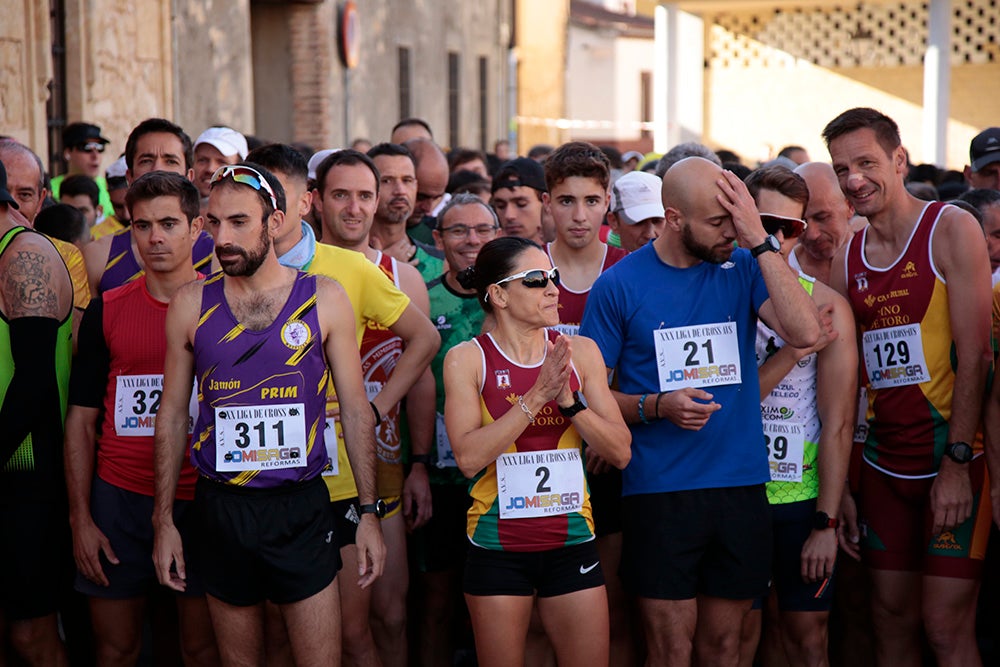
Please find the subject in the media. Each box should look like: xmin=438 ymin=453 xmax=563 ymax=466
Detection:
xmin=862 ymin=324 xmax=929 ymax=389
xmin=114 ymin=374 xmax=197 ymax=436
xmin=497 ymin=449 xmax=584 ymax=519
xmin=655 ymin=322 xmax=742 ymax=391
xmin=215 ymin=403 xmax=307 ymax=472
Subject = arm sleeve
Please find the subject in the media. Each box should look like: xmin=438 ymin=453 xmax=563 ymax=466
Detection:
xmin=68 ymin=298 xmax=110 ymax=409
xmin=0 ymin=317 xmax=62 ymax=466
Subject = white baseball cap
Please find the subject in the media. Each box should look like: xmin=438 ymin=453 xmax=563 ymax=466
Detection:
xmin=105 ymin=156 xmax=128 ymax=179
xmin=194 ymin=126 xmax=249 ymax=160
xmin=610 ymin=171 xmax=664 ymax=225
xmin=307 ymin=149 xmax=340 ymax=181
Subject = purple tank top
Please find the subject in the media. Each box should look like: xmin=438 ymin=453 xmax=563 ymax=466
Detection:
xmin=190 ymin=271 xmax=330 ymax=487
xmin=98 ymin=228 xmax=215 ymax=294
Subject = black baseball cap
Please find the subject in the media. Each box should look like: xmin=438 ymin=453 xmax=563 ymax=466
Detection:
xmin=970 ymin=127 xmax=1000 ymax=172
xmin=63 ymin=122 xmax=110 ymax=148
xmin=0 ymin=161 xmax=20 ymax=210
xmin=491 ymin=157 xmax=547 ymax=194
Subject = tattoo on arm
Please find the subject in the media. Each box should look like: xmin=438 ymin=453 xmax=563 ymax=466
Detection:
xmin=3 ymin=251 xmax=60 ymax=318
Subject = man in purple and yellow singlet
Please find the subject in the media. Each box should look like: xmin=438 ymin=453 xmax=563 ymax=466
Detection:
xmin=828 ymin=108 xmax=993 ymax=667
xmin=153 ymin=161 xmax=385 ymax=664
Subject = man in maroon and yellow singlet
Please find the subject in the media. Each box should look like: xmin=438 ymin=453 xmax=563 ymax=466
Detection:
xmin=827 ymin=108 xmax=993 ymax=667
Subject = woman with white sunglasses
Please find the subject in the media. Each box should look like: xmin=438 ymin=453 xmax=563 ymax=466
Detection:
xmin=443 ymin=236 xmax=631 ymax=667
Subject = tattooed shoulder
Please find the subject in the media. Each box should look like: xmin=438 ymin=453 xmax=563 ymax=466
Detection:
xmin=1 ymin=243 xmax=61 ymax=318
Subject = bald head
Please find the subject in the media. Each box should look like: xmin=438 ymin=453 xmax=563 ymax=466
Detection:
xmin=0 ymin=140 xmax=47 ymax=223
xmin=662 ymin=156 xmax=725 ymax=214
xmin=794 ymin=161 xmax=853 ymax=262
xmin=404 ymin=138 xmax=449 ymax=223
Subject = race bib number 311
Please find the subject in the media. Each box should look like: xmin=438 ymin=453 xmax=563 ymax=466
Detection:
xmin=215 ymin=403 xmax=307 ymax=472
xmin=655 ymin=322 xmax=742 ymax=391
xmin=497 ymin=449 xmax=584 ymax=519
xmin=862 ymin=324 xmax=929 ymax=389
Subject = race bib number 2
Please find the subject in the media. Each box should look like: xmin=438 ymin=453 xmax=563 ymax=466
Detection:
xmin=215 ymin=403 xmax=307 ymax=472
xmin=654 ymin=322 xmax=742 ymax=391
xmin=497 ymin=449 xmax=584 ymax=519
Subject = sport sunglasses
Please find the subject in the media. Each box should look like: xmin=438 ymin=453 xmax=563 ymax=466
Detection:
xmin=210 ymin=165 xmax=279 ymax=212
xmin=760 ymin=213 xmax=807 ymax=239
xmin=486 ymin=267 xmax=560 ymax=303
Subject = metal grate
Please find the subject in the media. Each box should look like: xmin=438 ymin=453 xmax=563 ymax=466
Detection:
xmin=710 ymin=0 xmax=997 ymax=69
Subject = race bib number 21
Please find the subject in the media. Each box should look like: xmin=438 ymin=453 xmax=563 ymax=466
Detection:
xmin=654 ymin=322 xmax=742 ymax=391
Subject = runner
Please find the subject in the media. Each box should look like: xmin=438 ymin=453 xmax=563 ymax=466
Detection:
xmin=153 ymin=162 xmax=385 ymax=664
xmin=580 ymin=156 xmax=821 ymax=665
xmin=65 ymin=171 xmax=218 ymax=665
xmin=444 ymin=236 xmax=631 ymax=667
xmin=827 ymin=107 xmax=992 ymax=667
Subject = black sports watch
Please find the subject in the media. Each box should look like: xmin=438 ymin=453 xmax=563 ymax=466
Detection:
xmin=360 ymin=499 xmax=388 ymax=518
xmin=750 ymin=234 xmax=781 ymax=258
xmin=558 ymin=391 xmax=587 ymax=418
xmin=945 ymin=441 xmax=973 ymax=464
xmin=813 ymin=511 xmax=839 ymax=531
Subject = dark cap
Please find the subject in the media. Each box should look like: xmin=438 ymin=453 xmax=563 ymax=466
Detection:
xmin=63 ymin=122 xmax=110 ymax=148
xmin=0 ymin=161 xmax=19 ymax=210
xmin=970 ymin=127 xmax=1000 ymax=172
xmin=491 ymin=157 xmax=547 ymax=194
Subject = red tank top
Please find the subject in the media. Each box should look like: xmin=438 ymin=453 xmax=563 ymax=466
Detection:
xmin=360 ymin=252 xmax=405 ymax=497
xmin=844 ymin=201 xmax=968 ymax=476
xmin=99 ymin=277 xmax=198 ymax=499
xmin=546 ymin=243 xmax=626 ymax=336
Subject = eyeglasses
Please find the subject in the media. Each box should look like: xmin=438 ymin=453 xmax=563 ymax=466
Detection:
xmin=439 ymin=224 xmax=499 ymax=240
xmin=75 ymin=142 xmax=105 ymax=154
xmin=760 ymin=213 xmax=807 ymax=239
xmin=210 ymin=165 xmax=279 ymax=211
xmin=495 ymin=267 xmax=560 ymax=289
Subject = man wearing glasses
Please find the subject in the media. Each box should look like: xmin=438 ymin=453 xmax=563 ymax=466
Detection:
xmin=154 ymin=162 xmax=384 ymax=664
xmin=52 ymin=122 xmax=115 ymax=216
xmin=581 ymin=156 xmax=820 ymax=665
xmin=740 ymin=165 xmax=857 ymax=666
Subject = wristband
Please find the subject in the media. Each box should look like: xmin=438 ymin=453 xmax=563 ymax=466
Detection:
xmin=410 ymin=454 xmax=431 ymax=465
xmin=370 ymin=401 xmax=381 ymax=427
xmin=638 ymin=393 xmax=650 ymax=425
xmin=654 ymin=391 xmax=666 ymax=420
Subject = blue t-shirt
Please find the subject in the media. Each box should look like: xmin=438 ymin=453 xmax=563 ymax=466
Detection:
xmin=580 ymin=243 xmax=771 ymax=495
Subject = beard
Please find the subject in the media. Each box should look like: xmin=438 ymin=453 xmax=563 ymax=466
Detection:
xmin=217 ymin=222 xmax=271 ymax=277
xmin=681 ymin=223 xmax=733 ymax=265
xmin=379 ymin=197 xmax=413 ymax=225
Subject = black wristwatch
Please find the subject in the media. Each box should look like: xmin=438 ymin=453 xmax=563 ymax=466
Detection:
xmin=558 ymin=391 xmax=587 ymax=418
xmin=750 ymin=234 xmax=781 ymax=258
xmin=360 ymin=499 xmax=387 ymax=518
xmin=945 ymin=441 xmax=973 ymax=464
xmin=813 ymin=511 xmax=839 ymax=531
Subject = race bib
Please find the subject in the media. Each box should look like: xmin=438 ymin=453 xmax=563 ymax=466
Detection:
xmin=114 ymin=374 xmax=197 ymax=436
xmin=215 ymin=403 xmax=307 ymax=472
xmin=435 ymin=412 xmax=457 ymax=468
xmin=655 ymin=322 xmax=742 ymax=390
xmin=550 ymin=323 xmax=579 ymax=337
xmin=862 ymin=324 xmax=929 ymax=389
xmin=321 ymin=417 xmax=340 ymax=477
xmin=764 ymin=420 xmax=805 ymax=483
xmin=496 ymin=449 xmax=584 ymax=519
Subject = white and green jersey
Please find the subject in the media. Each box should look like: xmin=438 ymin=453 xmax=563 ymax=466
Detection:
xmin=755 ymin=273 xmax=820 ymax=505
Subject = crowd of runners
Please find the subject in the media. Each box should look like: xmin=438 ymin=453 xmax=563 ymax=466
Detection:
xmin=2 ymin=109 xmax=1000 ymax=667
